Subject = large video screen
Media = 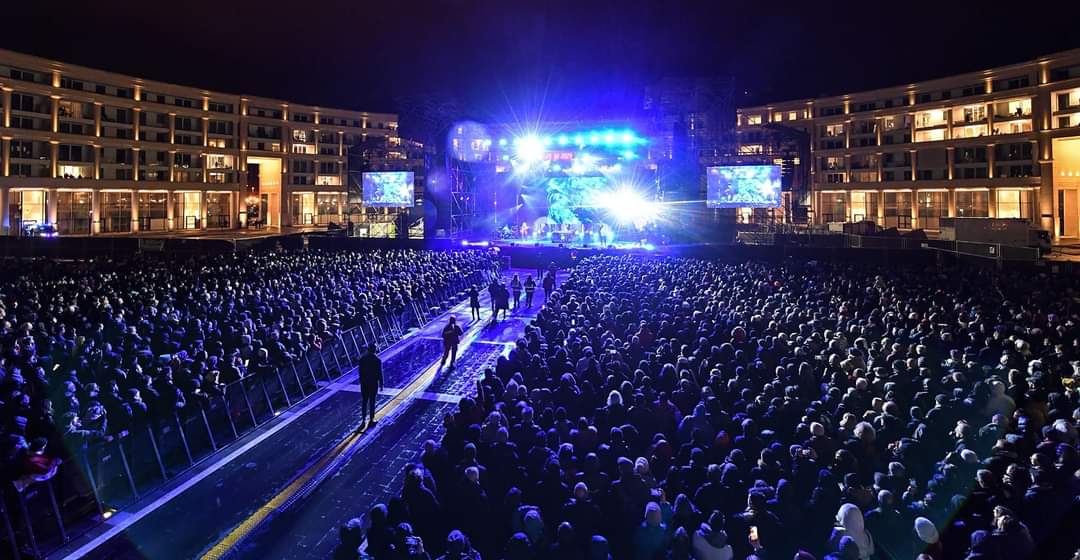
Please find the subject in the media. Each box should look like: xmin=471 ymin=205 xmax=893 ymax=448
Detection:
xmin=362 ymin=172 xmax=415 ymax=207
xmin=706 ymin=165 xmax=781 ymax=208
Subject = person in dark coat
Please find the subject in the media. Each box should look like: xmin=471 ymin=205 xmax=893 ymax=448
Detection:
xmin=441 ymin=317 xmax=464 ymax=369
xmin=469 ymin=286 xmax=482 ymax=321
xmin=523 ymin=275 xmax=537 ymax=308
xmin=358 ymin=343 xmax=383 ymax=427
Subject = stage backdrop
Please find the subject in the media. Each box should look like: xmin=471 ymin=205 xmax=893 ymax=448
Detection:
xmin=362 ymin=172 xmax=415 ymax=207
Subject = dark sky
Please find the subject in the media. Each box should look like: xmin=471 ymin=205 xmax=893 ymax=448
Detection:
xmin=4 ymin=0 xmax=1079 ymax=134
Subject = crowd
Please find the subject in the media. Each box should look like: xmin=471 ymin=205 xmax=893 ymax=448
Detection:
xmin=351 ymin=255 xmax=1080 ymax=560
xmin=0 ymin=249 xmax=496 ymax=489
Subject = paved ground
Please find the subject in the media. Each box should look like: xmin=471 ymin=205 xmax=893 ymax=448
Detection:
xmin=51 ymin=268 xmax=556 ymax=560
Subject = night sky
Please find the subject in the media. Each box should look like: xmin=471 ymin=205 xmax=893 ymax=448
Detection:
xmin=4 ymin=0 xmax=1079 ymax=135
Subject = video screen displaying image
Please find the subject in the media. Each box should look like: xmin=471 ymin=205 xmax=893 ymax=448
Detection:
xmin=362 ymin=172 xmax=415 ymax=207
xmin=706 ymin=165 xmax=781 ymax=208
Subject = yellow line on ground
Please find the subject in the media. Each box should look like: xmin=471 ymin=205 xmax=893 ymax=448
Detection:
xmin=199 ymin=313 xmax=491 ymax=560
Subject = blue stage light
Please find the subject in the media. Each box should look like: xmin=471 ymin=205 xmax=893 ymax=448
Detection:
xmin=589 ymin=134 xmax=600 ymax=145
xmin=622 ymin=150 xmax=635 ymax=160
xmin=499 ymin=138 xmax=508 ymax=147
xmin=512 ymin=137 xmax=522 ymax=146
xmin=557 ymin=135 xmax=569 ymax=146
xmin=621 ymin=132 xmax=634 ymax=144
xmin=603 ymin=132 xmax=615 ymax=145
xmin=573 ymin=134 xmax=584 ymax=145
xmin=543 ymin=136 xmax=553 ymax=146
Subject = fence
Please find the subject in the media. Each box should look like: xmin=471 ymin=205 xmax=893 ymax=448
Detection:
xmin=0 ymin=267 xmax=495 ymax=559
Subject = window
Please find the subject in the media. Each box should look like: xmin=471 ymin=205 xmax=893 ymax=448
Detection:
xmin=850 ymin=191 xmax=878 ymax=222
xmin=737 ymin=144 xmax=763 ymax=155
xmin=953 ymin=105 xmax=986 ymax=124
xmin=206 ymin=154 xmax=234 ymax=169
xmin=208 ymin=138 xmax=227 ymax=148
xmin=825 ymin=123 xmax=845 ymax=137
xmin=952 ymin=124 xmax=988 ymax=139
xmin=883 ymin=191 xmax=913 ymax=229
xmin=914 ymin=129 xmax=947 ymax=142
xmin=822 ymin=193 xmax=847 ymax=222
xmin=9 ymin=140 xmax=33 ymax=159
xmin=772 ymin=113 xmax=782 ymax=122
xmin=100 ymin=192 xmax=132 ymax=233
xmin=788 ymin=111 xmax=797 ymax=121
xmin=746 ymin=115 xmax=762 ymax=125
xmin=316 ymin=175 xmax=342 ymax=186
xmin=11 ymin=93 xmax=36 ymax=112
xmin=992 ymin=120 xmax=1032 ymax=136
xmin=56 ymin=191 xmax=92 ymax=234
xmin=208 ymin=120 xmax=232 ymax=135
xmin=955 ymin=191 xmax=989 ymax=217
xmin=208 ymin=101 xmax=233 ymax=113
xmin=60 ymin=77 xmax=84 ymax=91
xmin=996 ymin=189 xmax=1033 ymax=219
xmin=9 ymin=68 xmax=37 ymax=82
xmin=915 ymin=110 xmax=947 ymax=128
xmin=917 ymin=191 xmax=946 ymax=230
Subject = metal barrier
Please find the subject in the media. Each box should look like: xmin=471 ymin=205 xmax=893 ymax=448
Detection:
xmin=0 ymin=266 xmax=494 ymax=557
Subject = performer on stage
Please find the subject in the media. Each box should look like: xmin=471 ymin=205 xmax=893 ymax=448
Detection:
xmin=520 ymin=222 xmax=529 ymax=240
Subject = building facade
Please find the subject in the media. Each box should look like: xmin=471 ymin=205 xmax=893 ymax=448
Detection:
xmin=736 ymin=48 xmax=1080 ymax=243
xmin=0 ymin=48 xmax=398 ymax=236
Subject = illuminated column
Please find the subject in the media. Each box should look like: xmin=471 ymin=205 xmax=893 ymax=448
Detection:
xmin=168 ymin=113 xmax=176 ymax=144
xmin=133 ymin=108 xmax=141 ymax=141
xmin=50 ymin=141 xmax=59 ymax=178
xmin=93 ymin=145 xmax=101 ymax=180
xmin=875 ymin=117 xmax=882 ymax=146
xmin=844 ymin=123 xmax=851 ymax=149
xmin=131 ymin=191 xmax=140 ymax=232
xmin=93 ymin=103 xmax=102 ymax=137
xmin=2 ymin=88 xmax=11 ymax=127
xmin=47 ymin=188 xmax=58 ymax=226
xmin=202 ymin=117 xmax=209 ymax=147
xmin=988 ymin=188 xmax=998 ymax=218
xmin=876 ymin=151 xmax=884 ymax=182
xmin=987 ymin=144 xmax=996 ymax=179
xmin=50 ymin=95 xmax=60 ymax=133
xmin=986 ymin=103 xmax=995 ymax=134
xmin=168 ymin=150 xmax=176 ymax=182
xmin=844 ymin=154 xmax=852 ymax=183
xmin=199 ymin=189 xmax=207 ymax=229
xmin=946 ymin=146 xmax=955 ymax=180
xmin=945 ymin=109 xmax=953 ymax=140
xmin=91 ymin=190 xmax=100 ymax=234
xmin=166 ymin=191 xmax=174 ymax=230
xmin=1 ymin=137 xmax=10 ymax=177
xmin=230 ymin=191 xmax=239 ymax=229
xmin=202 ymin=151 xmax=208 ymax=183
xmin=0 ymin=186 xmax=5 ymax=234
xmin=877 ymin=189 xmax=885 ymax=224
xmin=338 ymin=130 xmax=344 ymax=157
xmin=910 ymin=149 xmax=917 ymax=182
xmin=132 ymin=147 xmax=140 ymax=182
xmin=947 ymin=189 xmax=956 ymax=218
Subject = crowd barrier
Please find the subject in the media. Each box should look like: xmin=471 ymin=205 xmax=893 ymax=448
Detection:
xmin=0 ymin=268 xmax=496 ymax=559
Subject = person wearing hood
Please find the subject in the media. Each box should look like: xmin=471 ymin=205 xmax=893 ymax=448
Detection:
xmin=587 ymin=535 xmax=612 ymax=560
xmin=828 ymin=504 xmax=874 ymax=560
xmin=690 ymin=522 xmax=733 ymax=560
xmin=633 ymin=502 xmax=669 ymax=560
xmin=436 ymin=530 xmax=481 ymax=560
xmin=824 ymin=536 xmax=861 ymax=560
xmin=963 ymin=529 xmax=999 ymax=560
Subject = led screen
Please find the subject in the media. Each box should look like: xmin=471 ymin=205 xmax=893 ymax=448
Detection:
xmin=362 ymin=172 xmax=415 ymax=207
xmin=706 ymin=165 xmax=781 ymax=208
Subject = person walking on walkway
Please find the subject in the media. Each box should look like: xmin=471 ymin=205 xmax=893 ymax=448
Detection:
xmin=358 ymin=343 xmax=383 ymax=427
xmin=487 ymin=279 xmax=499 ymax=314
xmin=468 ymin=285 xmax=481 ymax=321
xmin=510 ymin=274 xmax=523 ymax=311
xmin=441 ymin=316 xmax=464 ymax=369
xmin=524 ymin=275 xmax=537 ymax=309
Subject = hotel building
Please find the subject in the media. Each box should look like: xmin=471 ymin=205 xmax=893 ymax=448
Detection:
xmin=736 ymin=48 xmax=1080 ymax=243
xmin=0 ymin=48 xmax=398 ymax=236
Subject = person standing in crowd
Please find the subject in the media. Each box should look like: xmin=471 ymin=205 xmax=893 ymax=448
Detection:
xmin=523 ymin=275 xmax=537 ymax=309
xmin=494 ymin=282 xmax=510 ymax=321
xmin=510 ymin=274 xmax=523 ymax=311
xmin=488 ymin=278 xmax=499 ymax=314
xmin=440 ymin=316 xmax=464 ymax=369
xmin=358 ymin=343 xmax=383 ymax=428
xmin=542 ymin=271 xmax=555 ymax=303
xmin=468 ymin=285 xmax=481 ymax=321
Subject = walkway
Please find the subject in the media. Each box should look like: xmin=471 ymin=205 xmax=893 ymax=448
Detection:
xmin=52 ymin=269 xmax=552 ymax=560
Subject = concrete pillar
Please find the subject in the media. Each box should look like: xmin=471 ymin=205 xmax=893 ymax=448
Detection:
xmin=168 ymin=150 xmax=176 ymax=182
xmin=909 ymin=192 xmax=917 ymax=229
xmin=50 ymin=96 xmax=60 ymax=133
xmin=987 ymin=103 xmax=995 ymax=136
xmin=202 ymin=117 xmax=209 ymax=147
xmin=875 ymin=117 xmax=882 ymax=147
xmin=94 ymin=103 xmax=102 ymax=137
xmin=50 ymin=142 xmax=59 ymax=178
xmin=231 ymin=191 xmax=240 ymax=229
xmin=910 ymin=150 xmax=917 ymax=182
xmin=199 ymin=190 xmax=207 ymax=229
xmin=46 ymin=188 xmax=58 ymax=226
xmin=166 ymin=191 xmax=174 ymax=230
xmin=946 ymin=109 xmax=953 ymax=140
xmin=131 ymin=191 xmax=140 ymax=232
xmin=876 ymin=152 xmax=884 ymax=182
xmin=946 ymin=147 xmax=955 ymax=180
xmin=93 ymin=145 xmax=101 ymax=180
xmin=91 ymin=190 xmax=100 ymax=235
xmin=168 ymin=113 xmax=176 ymax=145
xmin=988 ymin=189 xmax=998 ymax=218
xmin=2 ymin=137 xmax=10 ymax=177
xmin=877 ymin=190 xmax=886 ymax=224
xmin=133 ymin=108 xmax=141 ymax=142
xmin=2 ymin=89 xmax=11 ymax=128
xmin=947 ymin=189 xmax=957 ymax=218
xmin=338 ymin=130 xmax=344 ymax=157
xmin=132 ymin=148 xmax=140 ymax=182
xmin=987 ymin=144 xmax=996 ymax=179
xmin=202 ymin=151 xmax=208 ymax=183
xmin=0 ymin=187 xmax=6 ymax=234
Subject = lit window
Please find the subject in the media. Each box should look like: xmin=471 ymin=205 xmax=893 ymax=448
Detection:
xmin=915 ymin=110 xmax=947 ymax=128
xmin=951 ymin=124 xmax=988 ymax=139
xmin=914 ymin=129 xmax=947 ymax=142
xmin=788 ymin=111 xmax=798 ymax=121
xmin=825 ymin=124 xmax=845 ymax=137
xmin=316 ymin=175 xmax=342 ymax=186
xmin=207 ymin=138 xmax=226 ymax=148
xmin=747 ymin=115 xmax=762 ymax=125
xmin=738 ymin=144 xmax=763 ymax=155
xmin=291 ymin=144 xmax=316 ymax=155
xmin=206 ymin=154 xmax=234 ymax=169
xmin=772 ymin=114 xmax=783 ymax=122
